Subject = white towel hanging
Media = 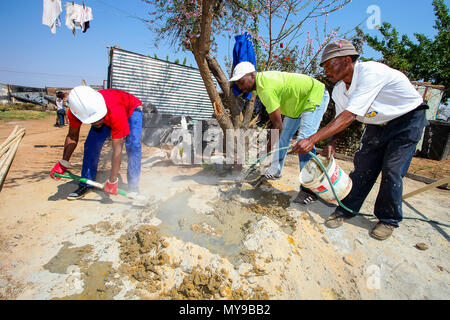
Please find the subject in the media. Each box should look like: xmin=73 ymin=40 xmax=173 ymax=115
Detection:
xmin=42 ymin=0 xmax=63 ymax=34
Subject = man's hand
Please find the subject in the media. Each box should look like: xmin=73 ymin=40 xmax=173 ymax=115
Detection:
xmin=104 ymin=178 xmax=118 ymax=195
xmin=292 ymin=111 xmax=356 ymax=156
xmin=321 ymin=144 xmax=336 ymax=159
xmin=50 ymin=160 xmax=70 ymax=180
xmin=293 ymin=137 xmax=315 ymax=154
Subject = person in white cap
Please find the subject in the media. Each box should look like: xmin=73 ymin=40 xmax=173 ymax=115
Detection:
xmin=50 ymin=86 xmax=143 ymax=200
xmin=293 ymin=39 xmax=428 ymax=240
xmin=230 ymin=61 xmax=330 ymax=204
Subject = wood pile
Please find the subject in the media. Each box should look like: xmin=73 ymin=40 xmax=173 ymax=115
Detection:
xmin=0 ymin=125 xmax=26 ymax=191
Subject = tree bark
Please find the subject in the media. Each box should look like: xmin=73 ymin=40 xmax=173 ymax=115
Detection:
xmin=205 ymin=54 xmax=242 ymax=129
xmin=190 ymin=0 xmax=234 ymax=131
xmin=243 ymin=94 xmax=256 ymax=127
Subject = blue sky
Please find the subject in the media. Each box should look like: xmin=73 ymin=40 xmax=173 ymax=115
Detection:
xmin=0 ymin=0 xmax=442 ymax=88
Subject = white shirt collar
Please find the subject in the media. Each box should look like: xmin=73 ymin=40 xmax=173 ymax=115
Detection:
xmin=345 ymin=61 xmax=359 ymax=96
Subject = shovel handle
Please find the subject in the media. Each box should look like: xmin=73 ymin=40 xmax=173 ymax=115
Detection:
xmin=54 ymin=171 xmax=128 ymax=197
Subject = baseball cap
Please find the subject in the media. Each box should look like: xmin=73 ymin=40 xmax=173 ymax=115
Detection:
xmin=229 ymin=61 xmax=256 ymax=82
xmin=320 ymin=39 xmax=359 ymax=66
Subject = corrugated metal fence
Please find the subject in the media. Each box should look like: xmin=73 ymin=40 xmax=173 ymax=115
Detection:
xmin=412 ymin=81 xmax=445 ymax=121
xmin=411 ymin=82 xmax=446 ymax=153
xmin=0 ymin=83 xmax=9 ymax=104
xmin=108 ymin=47 xmax=215 ymax=120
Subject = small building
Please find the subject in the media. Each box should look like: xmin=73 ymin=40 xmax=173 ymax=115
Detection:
xmin=107 ymin=46 xmax=215 ymax=120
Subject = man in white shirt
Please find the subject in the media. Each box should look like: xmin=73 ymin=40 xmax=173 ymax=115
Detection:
xmin=293 ymin=39 xmax=428 ymax=240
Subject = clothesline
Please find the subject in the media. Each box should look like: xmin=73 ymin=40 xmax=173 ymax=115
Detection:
xmin=42 ymin=0 xmax=94 ymax=35
xmin=42 ymin=0 xmax=149 ymax=35
xmin=91 ymin=0 xmax=146 ymax=23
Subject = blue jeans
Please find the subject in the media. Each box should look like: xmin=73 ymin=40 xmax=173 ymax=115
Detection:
xmin=80 ymin=108 xmax=143 ymax=191
xmin=57 ymin=109 xmax=65 ymax=126
xmin=267 ymin=88 xmax=330 ymax=176
xmin=335 ymin=108 xmax=428 ymax=226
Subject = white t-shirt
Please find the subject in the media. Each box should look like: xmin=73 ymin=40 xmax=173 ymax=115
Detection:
xmin=56 ymin=98 xmax=65 ymax=111
xmin=332 ymin=61 xmax=423 ymax=124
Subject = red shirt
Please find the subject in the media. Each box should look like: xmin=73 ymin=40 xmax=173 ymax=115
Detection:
xmin=68 ymin=89 xmax=142 ymax=139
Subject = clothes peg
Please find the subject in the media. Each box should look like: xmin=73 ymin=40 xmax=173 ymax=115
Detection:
xmin=72 ymin=1 xmax=74 ymax=5
xmin=82 ymin=1 xmax=85 ymax=8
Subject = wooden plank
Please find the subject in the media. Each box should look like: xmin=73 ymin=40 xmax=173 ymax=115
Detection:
xmin=0 ymin=125 xmax=19 ymax=151
xmin=0 ymin=131 xmax=25 ymax=191
xmin=404 ymin=172 xmax=436 ymax=184
xmin=0 ymin=128 xmax=25 ymax=158
xmin=402 ymin=176 xmax=450 ymax=199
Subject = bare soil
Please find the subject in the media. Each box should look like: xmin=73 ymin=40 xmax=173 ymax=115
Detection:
xmin=0 ymin=117 xmax=449 ymax=300
xmin=408 ymin=157 xmax=450 ymax=181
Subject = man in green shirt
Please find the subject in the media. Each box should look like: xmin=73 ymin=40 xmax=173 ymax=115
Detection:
xmin=230 ymin=61 xmax=330 ymax=204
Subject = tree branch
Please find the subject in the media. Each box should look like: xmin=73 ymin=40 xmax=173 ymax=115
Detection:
xmin=205 ymin=55 xmax=230 ymax=97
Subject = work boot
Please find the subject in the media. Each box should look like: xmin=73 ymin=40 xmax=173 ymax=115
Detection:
xmin=325 ymin=211 xmax=345 ymax=229
xmin=370 ymin=222 xmax=395 ymax=240
xmin=67 ymin=186 xmax=91 ymax=200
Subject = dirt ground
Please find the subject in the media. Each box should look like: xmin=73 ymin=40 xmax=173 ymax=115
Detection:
xmin=408 ymin=157 xmax=450 ymax=181
xmin=0 ymin=117 xmax=449 ymax=300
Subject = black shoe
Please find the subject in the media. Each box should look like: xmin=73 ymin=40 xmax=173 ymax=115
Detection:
xmin=262 ymin=173 xmax=281 ymax=181
xmin=250 ymin=173 xmax=281 ymax=188
xmin=67 ymin=186 xmax=91 ymax=200
xmin=293 ymin=187 xmax=317 ymax=205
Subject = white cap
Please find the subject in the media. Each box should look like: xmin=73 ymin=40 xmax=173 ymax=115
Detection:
xmin=229 ymin=61 xmax=256 ymax=82
xmin=68 ymin=86 xmax=107 ymax=123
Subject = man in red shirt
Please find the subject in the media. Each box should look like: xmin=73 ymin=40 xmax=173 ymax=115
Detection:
xmin=50 ymin=86 xmax=143 ymax=200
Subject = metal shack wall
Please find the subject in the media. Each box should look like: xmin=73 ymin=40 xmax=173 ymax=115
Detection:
xmin=0 ymin=83 xmax=9 ymax=104
xmin=108 ymin=48 xmax=215 ymax=120
xmin=412 ymin=82 xmax=445 ymax=121
xmin=412 ymin=82 xmax=446 ymax=152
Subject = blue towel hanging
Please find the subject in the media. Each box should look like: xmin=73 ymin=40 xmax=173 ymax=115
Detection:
xmin=232 ymin=32 xmax=257 ymax=101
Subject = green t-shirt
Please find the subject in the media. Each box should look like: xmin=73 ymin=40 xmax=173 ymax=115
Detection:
xmin=254 ymin=71 xmax=325 ymax=118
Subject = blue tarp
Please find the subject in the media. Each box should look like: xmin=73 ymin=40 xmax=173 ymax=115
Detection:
xmin=232 ymin=32 xmax=257 ymax=101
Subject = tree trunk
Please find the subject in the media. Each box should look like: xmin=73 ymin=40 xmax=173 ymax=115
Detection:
xmin=205 ymin=55 xmax=241 ymax=129
xmin=190 ymin=0 xmax=234 ymax=132
xmin=243 ymin=94 xmax=256 ymax=127
xmin=194 ymin=52 xmax=234 ymax=131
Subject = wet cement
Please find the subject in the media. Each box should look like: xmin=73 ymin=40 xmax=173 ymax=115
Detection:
xmin=42 ymin=182 xmax=291 ymax=300
xmin=154 ymin=185 xmax=293 ymax=265
xmin=57 ymin=261 xmax=120 ymax=300
xmin=44 ymin=242 xmax=121 ymax=300
xmin=118 ymin=225 xmax=269 ymax=300
xmin=155 ymin=192 xmax=247 ymax=264
xmin=43 ymin=242 xmax=93 ymax=274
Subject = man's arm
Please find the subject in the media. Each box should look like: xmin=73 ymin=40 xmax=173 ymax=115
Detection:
xmin=109 ymin=138 xmax=124 ymax=182
xmin=293 ymin=110 xmax=356 ymax=154
xmin=267 ymin=107 xmax=283 ymax=153
xmin=63 ymin=126 xmax=81 ymax=161
xmin=321 ymin=131 xmax=344 ymax=159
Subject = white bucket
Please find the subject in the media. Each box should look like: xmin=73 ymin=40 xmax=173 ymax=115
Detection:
xmin=299 ymin=155 xmax=352 ymax=205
